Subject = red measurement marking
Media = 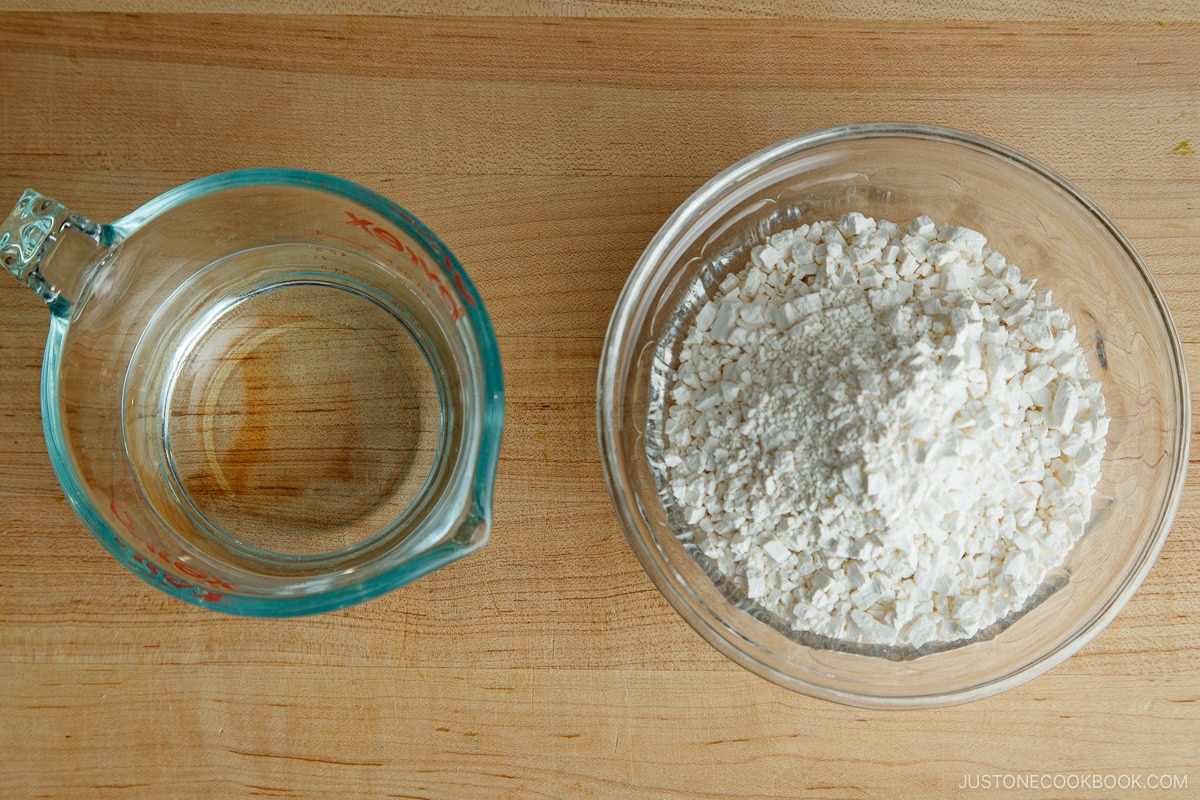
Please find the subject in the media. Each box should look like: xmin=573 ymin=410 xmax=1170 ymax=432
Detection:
xmin=174 ymin=561 xmax=235 ymax=590
xmin=341 ymin=210 xmax=466 ymax=321
xmin=451 ymin=262 xmax=477 ymax=309
xmin=371 ymin=224 xmax=405 ymax=252
xmin=311 ymin=228 xmax=361 ymax=250
xmin=108 ymin=500 xmax=234 ymax=594
xmin=314 ymin=228 xmax=417 ymax=276
xmin=132 ymin=553 xmax=160 ymax=577
xmin=110 ymin=499 xmax=136 ymax=530
xmin=344 ymin=211 xmax=372 ymax=231
xmin=162 ymin=572 xmax=193 ymax=590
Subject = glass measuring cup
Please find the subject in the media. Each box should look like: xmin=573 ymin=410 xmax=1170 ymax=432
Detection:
xmin=1 ymin=170 xmax=503 ymax=616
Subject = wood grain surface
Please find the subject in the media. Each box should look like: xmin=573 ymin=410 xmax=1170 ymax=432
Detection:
xmin=0 ymin=5 xmax=1197 ymax=799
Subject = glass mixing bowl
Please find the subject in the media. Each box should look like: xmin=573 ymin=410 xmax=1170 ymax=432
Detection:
xmin=597 ymin=123 xmax=1189 ymax=707
xmin=2 ymin=170 xmax=503 ymax=616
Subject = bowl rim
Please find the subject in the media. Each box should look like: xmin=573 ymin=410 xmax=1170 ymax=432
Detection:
xmin=596 ymin=122 xmax=1191 ymax=708
xmin=43 ymin=168 xmax=505 ymax=617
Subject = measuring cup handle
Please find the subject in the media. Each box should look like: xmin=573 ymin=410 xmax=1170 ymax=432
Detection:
xmin=1 ymin=189 xmax=112 ymax=309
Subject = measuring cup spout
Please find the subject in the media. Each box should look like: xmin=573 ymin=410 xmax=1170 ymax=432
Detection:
xmin=1 ymin=189 xmax=113 ymax=311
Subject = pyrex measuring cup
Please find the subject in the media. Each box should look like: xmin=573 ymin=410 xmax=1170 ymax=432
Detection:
xmin=1 ymin=170 xmax=503 ymax=616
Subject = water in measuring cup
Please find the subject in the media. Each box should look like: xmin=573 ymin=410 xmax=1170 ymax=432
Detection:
xmin=125 ymin=243 xmax=445 ymax=564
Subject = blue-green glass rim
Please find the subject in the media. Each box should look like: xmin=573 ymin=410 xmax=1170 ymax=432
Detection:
xmin=42 ymin=168 xmax=505 ymax=617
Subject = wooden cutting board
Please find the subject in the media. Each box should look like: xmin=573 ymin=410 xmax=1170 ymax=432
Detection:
xmin=0 ymin=3 xmax=1196 ymax=798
